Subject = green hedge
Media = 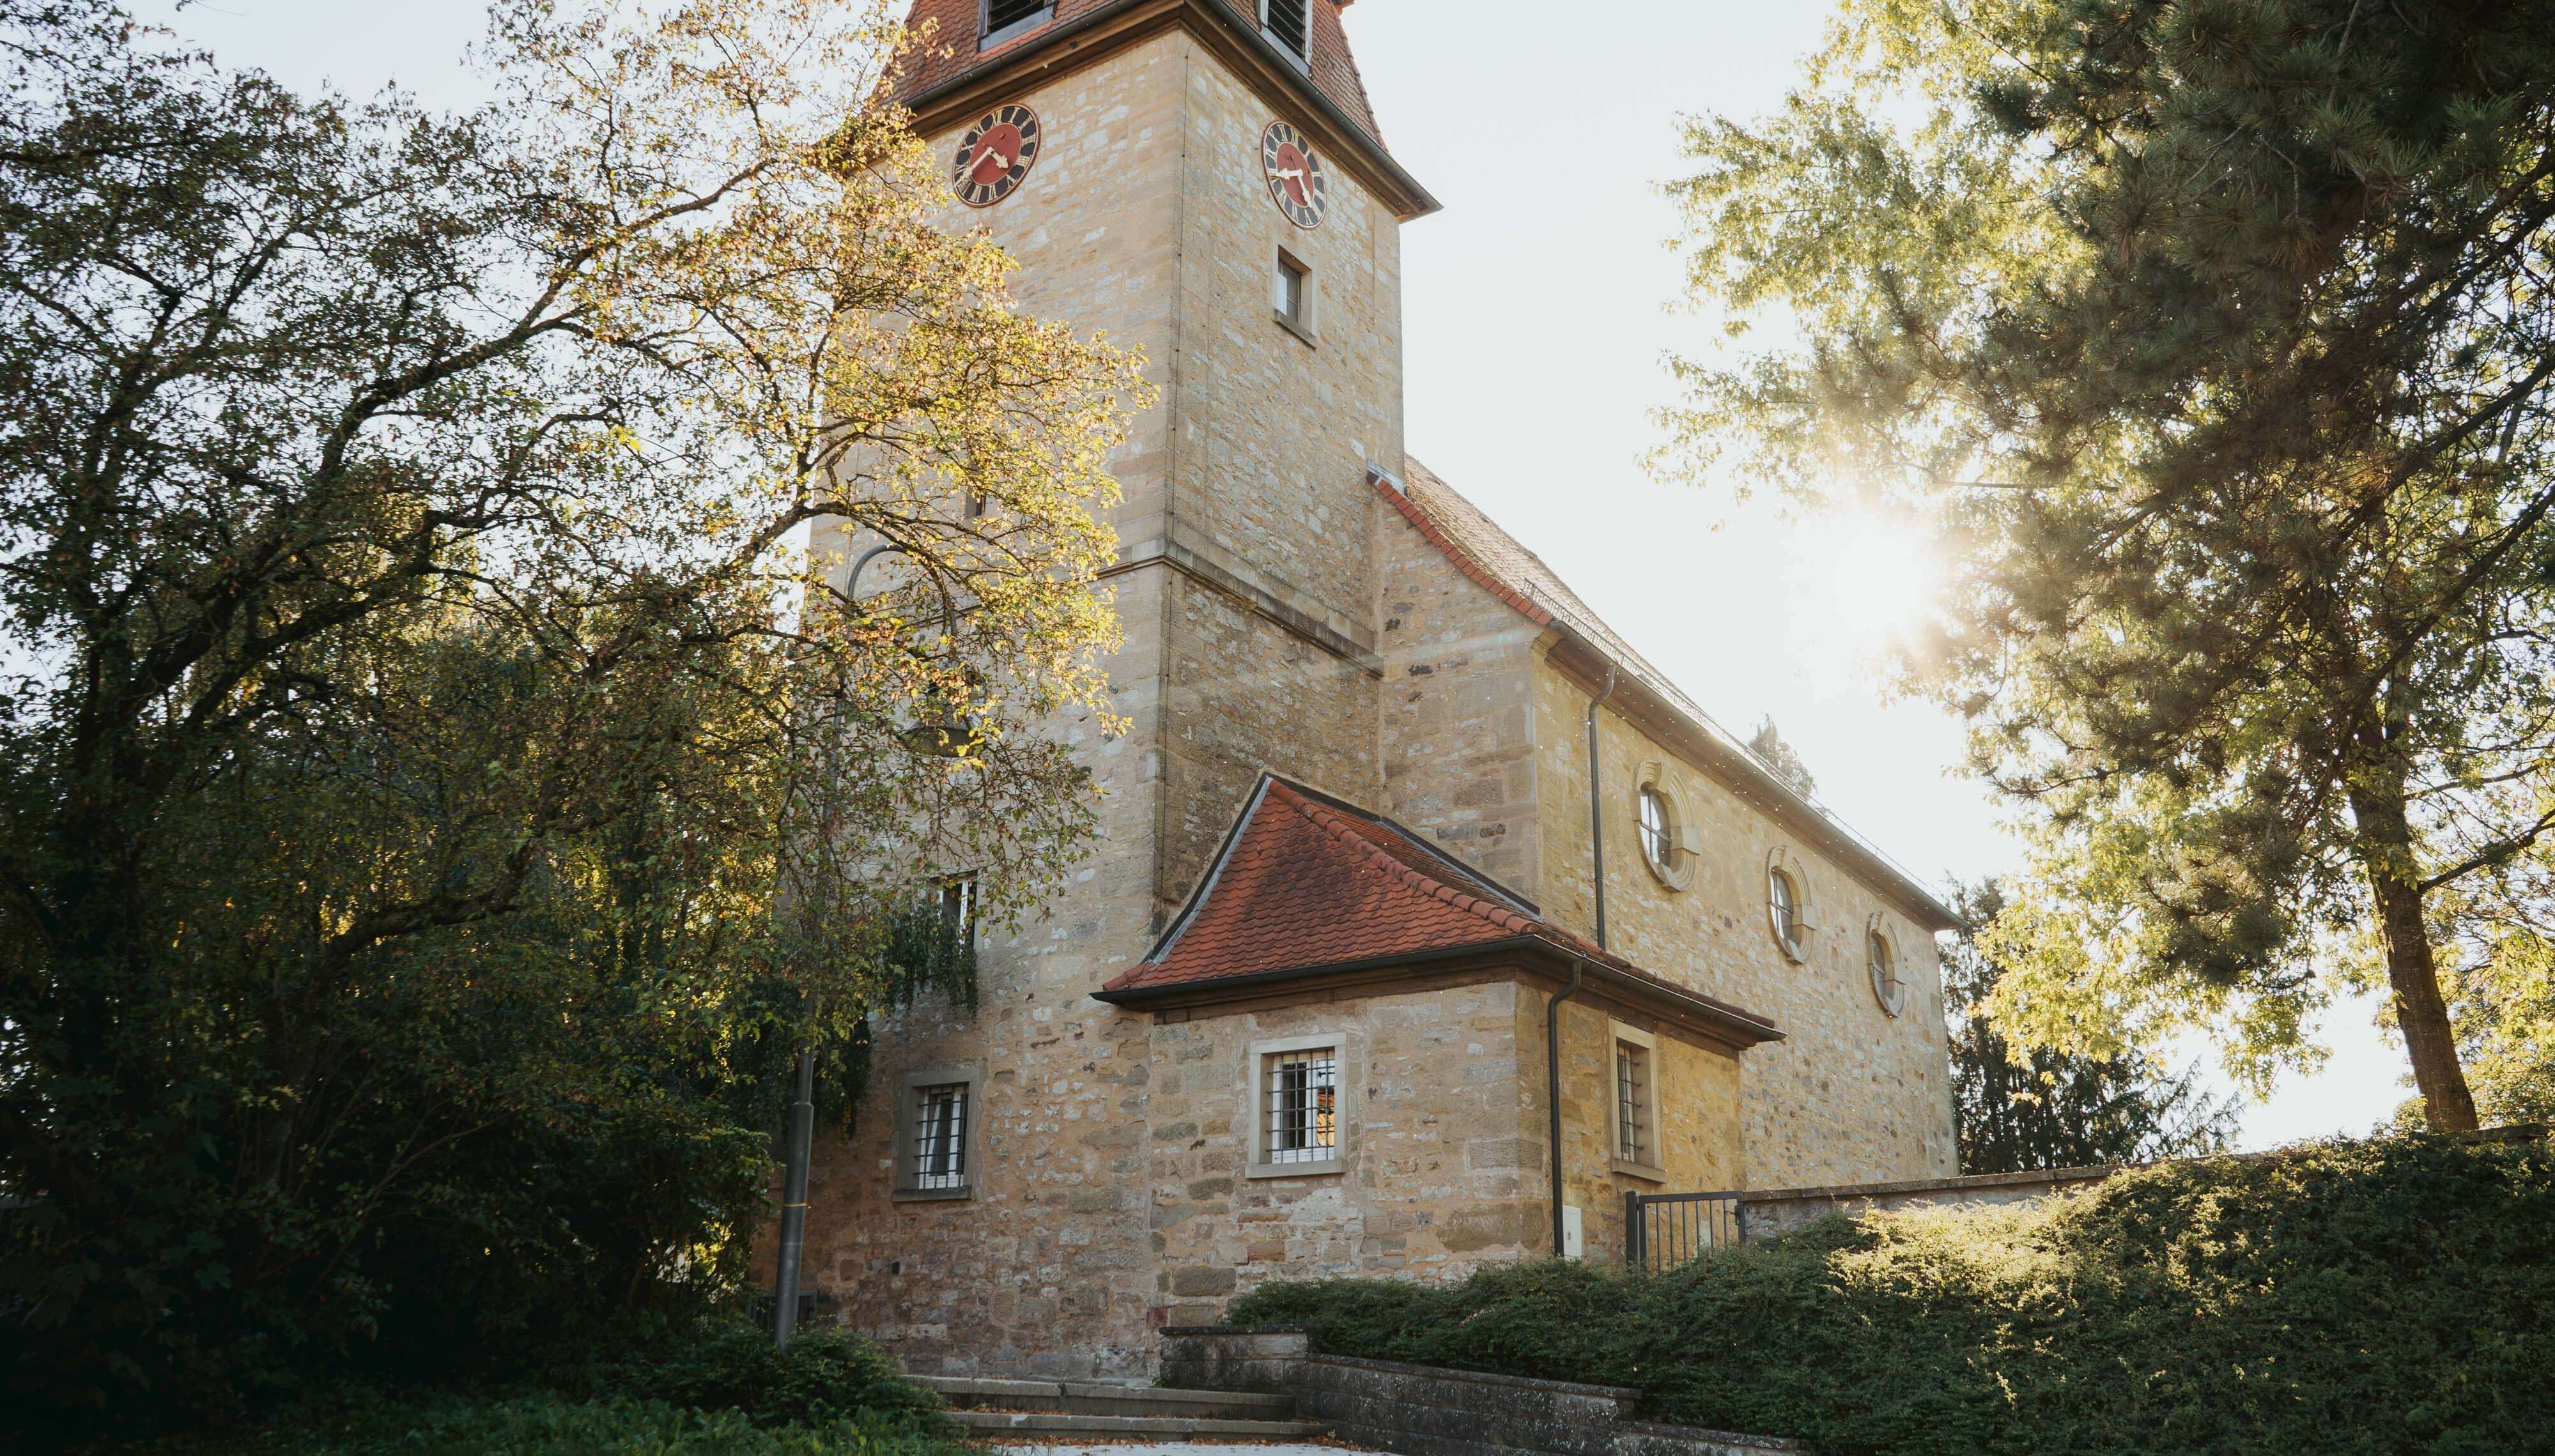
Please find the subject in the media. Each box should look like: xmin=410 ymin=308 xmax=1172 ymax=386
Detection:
xmin=1228 ymin=1135 xmax=2555 ymax=1455
xmin=70 ymin=1329 xmax=961 ymax=1456
xmin=571 ymin=1330 xmax=953 ymax=1436
xmin=291 ymin=1395 xmax=953 ymax=1456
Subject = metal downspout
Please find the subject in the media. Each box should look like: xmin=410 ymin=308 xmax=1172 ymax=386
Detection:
xmin=1546 ymin=667 xmax=1619 ymax=1259
xmin=1545 ymin=961 xmax=1584 ymax=1259
xmin=1588 ymin=665 xmax=1618 ymax=951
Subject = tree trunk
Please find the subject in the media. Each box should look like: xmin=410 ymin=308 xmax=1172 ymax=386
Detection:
xmin=2349 ymin=780 xmax=2480 ymax=1132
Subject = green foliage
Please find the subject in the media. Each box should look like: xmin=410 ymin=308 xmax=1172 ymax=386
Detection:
xmin=1660 ymin=0 xmax=2555 ymax=1126
xmin=294 ymin=1399 xmax=953 ymax=1456
xmin=0 ymin=0 xmax=1138 ymax=1437
xmin=64 ymin=1328 xmax=961 ymax=1455
xmin=1742 ymin=716 xmax=1817 ymax=801
xmin=1947 ymin=880 xmax=2239 ymax=1172
xmin=1233 ymin=1135 xmax=2555 ymax=1455
xmin=575 ymin=1330 xmax=955 ymax=1437
xmin=106 ymin=1392 xmax=964 ymax=1456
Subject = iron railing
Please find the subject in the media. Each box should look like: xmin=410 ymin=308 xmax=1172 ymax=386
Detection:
xmin=1625 ymin=1189 xmax=1744 ymax=1270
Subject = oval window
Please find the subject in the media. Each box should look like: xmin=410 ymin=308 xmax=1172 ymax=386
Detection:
xmin=1638 ymin=786 xmax=1672 ymax=875
xmin=1867 ymin=926 xmax=1904 ymax=1015
xmin=1769 ymin=867 xmax=1800 ymax=956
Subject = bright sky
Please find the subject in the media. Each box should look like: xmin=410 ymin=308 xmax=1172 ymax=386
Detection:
xmin=125 ymin=0 xmax=2411 ymax=1149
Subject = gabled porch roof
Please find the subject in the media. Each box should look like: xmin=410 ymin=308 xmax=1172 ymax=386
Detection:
xmin=1095 ymin=774 xmax=1780 ymax=1050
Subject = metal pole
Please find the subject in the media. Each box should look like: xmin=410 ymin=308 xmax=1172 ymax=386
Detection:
xmin=773 ymin=1039 xmax=817 ymax=1344
xmin=770 ymin=542 xmax=959 ymax=1345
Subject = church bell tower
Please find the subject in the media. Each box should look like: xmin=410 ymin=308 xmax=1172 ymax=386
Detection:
xmin=893 ymin=1 xmax=1437 ymax=927
xmin=800 ymin=0 xmax=1438 ymax=1379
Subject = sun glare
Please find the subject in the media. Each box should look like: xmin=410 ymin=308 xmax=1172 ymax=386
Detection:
xmin=1829 ymin=523 xmax=1941 ymax=645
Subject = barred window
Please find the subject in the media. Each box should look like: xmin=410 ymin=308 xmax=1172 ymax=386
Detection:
xmin=1261 ymin=0 xmax=1309 ymax=59
xmin=911 ymin=1083 xmax=968 ymax=1190
xmin=1615 ymin=1041 xmax=1651 ymax=1164
xmin=1263 ymin=1048 xmax=1336 ymax=1164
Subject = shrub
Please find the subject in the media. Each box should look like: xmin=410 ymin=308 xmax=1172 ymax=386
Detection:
xmin=298 ymin=1394 xmax=957 ymax=1456
xmin=579 ymin=1330 xmax=954 ymax=1437
xmin=1229 ymin=1135 xmax=2555 ymax=1455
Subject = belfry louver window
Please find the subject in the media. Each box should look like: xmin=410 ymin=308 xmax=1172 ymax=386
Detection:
xmin=1262 ymin=0 xmax=1309 ymax=60
xmin=982 ymin=0 xmax=1051 ymax=49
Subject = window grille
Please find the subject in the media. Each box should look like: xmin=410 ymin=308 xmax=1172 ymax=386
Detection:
xmin=986 ymin=0 xmax=1049 ymax=41
xmin=911 ymin=1083 xmax=968 ymax=1189
xmin=1615 ymin=1041 xmax=1651 ymax=1163
xmin=1262 ymin=0 xmax=1309 ymax=57
xmin=1263 ymin=1048 xmax=1337 ymax=1163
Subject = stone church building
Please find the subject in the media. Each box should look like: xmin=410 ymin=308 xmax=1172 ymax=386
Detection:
xmin=798 ymin=0 xmax=1961 ymax=1379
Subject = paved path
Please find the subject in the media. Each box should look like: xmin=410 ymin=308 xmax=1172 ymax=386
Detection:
xmin=986 ymin=1430 xmax=1369 ymax=1441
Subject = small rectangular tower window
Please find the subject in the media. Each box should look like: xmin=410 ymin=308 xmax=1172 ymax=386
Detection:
xmin=936 ymin=873 xmax=977 ymax=937
xmin=982 ymin=0 xmax=1052 ymax=49
xmin=1272 ymin=249 xmax=1314 ymax=343
xmin=911 ymin=1084 xmax=968 ymax=1188
xmin=1261 ymin=0 xmax=1310 ymax=61
xmin=893 ymin=1062 xmax=981 ymax=1200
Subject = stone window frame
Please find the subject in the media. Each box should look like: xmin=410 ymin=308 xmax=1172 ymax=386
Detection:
xmin=980 ymin=0 xmax=1054 ymax=51
xmin=1766 ymin=845 xmax=1818 ymax=964
xmin=1272 ymin=241 xmax=1317 ymax=348
xmin=1865 ymin=912 xmax=1908 ymax=1018
xmin=1244 ymin=1031 xmax=1350 ymax=1179
xmin=1633 ymin=760 xmax=1701 ymax=891
xmin=1607 ymin=1020 xmax=1666 ymax=1183
xmin=890 ymin=1061 xmax=984 ymax=1202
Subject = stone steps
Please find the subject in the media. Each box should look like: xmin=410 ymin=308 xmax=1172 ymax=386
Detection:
xmin=945 ymin=1409 xmax=1329 ymax=1439
xmin=917 ymin=1374 xmax=1323 ymax=1441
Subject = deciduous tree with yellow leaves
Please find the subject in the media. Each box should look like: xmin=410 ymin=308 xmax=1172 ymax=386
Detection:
xmin=0 ymin=0 xmax=1141 ymax=1428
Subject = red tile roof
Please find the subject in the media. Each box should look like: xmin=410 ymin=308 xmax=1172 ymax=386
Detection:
xmin=891 ymin=0 xmax=1383 ymax=146
xmin=1100 ymin=777 xmax=1780 ymax=1043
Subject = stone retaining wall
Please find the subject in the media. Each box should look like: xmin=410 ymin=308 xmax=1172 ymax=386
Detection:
xmin=1735 ymin=1164 xmax=2117 ymax=1239
xmin=1160 ymin=1325 xmax=1802 ymax=1456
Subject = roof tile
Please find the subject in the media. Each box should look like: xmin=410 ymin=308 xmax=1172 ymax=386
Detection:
xmin=891 ymin=0 xmax=1384 ymax=144
xmin=1103 ymin=779 xmax=1777 ymax=1041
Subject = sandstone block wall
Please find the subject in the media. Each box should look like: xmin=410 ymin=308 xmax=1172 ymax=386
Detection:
xmin=1166 ymin=42 xmax=1405 ymax=625
xmin=1540 ymin=997 xmax=1745 ymax=1265
xmin=1531 ymin=657 xmax=1956 ymax=1190
xmin=1161 ymin=1327 xmax=1809 ymax=1456
xmin=1145 ymin=981 xmax=1541 ymax=1325
xmin=1375 ymin=491 xmax=1546 ymax=898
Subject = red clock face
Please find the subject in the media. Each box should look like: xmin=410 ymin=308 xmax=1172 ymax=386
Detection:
xmin=1260 ymin=121 xmax=1328 ymax=229
xmin=952 ymin=103 xmax=1042 ymax=208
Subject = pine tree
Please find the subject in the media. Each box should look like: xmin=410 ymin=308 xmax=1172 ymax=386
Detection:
xmin=1947 ymin=884 xmax=2240 ymax=1173
xmin=1663 ymin=0 xmax=2555 ymax=1127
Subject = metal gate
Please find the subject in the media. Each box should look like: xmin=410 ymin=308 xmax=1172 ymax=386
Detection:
xmin=1624 ymin=1189 xmax=1744 ymax=1270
